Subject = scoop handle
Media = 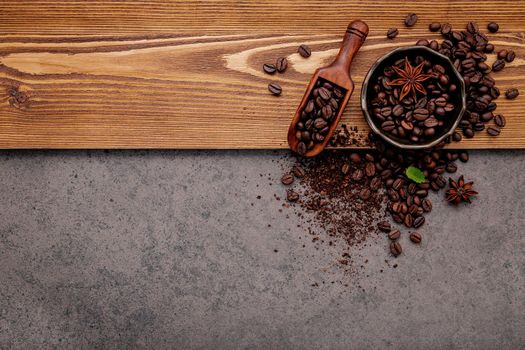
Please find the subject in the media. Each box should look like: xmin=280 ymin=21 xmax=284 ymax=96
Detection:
xmin=332 ymin=20 xmax=369 ymax=72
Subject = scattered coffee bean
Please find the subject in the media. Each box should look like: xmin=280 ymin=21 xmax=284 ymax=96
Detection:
xmin=413 ymin=216 xmax=425 ymax=228
xmin=268 ymin=83 xmax=282 ymax=96
xmin=497 ymin=49 xmax=508 ymax=60
xmin=292 ymin=165 xmax=306 ymax=178
xmin=467 ymin=21 xmax=478 ymax=34
xmin=492 ymin=59 xmax=505 ymax=72
xmin=286 ymin=189 xmax=299 ymax=202
xmin=263 ymin=63 xmax=276 ymax=74
xmin=505 ymin=88 xmax=519 ymax=99
xmin=494 ymin=115 xmax=506 ymax=127
xmin=459 ymin=151 xmax=469 ymax=162
xmin=388 ymin=229 xmax=401 ymax=240
xmin=281 ymin=173 xmax=294 ymax=185
xmin=429 ymin=22 xmax=441 ymax=32
xmin=275 ymin=57 xmax=288 ymax=73
xmin=387 ymin=28 xmax=399 ymax=39
xmin=505 ymin=50 xmax=516 ymax=63
xmin=359 ymin=188 xmax=372 ymax=200
xmin=422 ymin=199 xmax=432 ymax=212
xmin=487 ymin=22 xmax=499 ymax=33
xmin=404 ymin=213 xmax=413 ymax=228
xmin=404 ymin=13 xmax=418 ymax=27
xmin=441 ymin=23 xmax=452 ymax=35
xmin=350 ymin=153 xmax=361 ymax=163
xmin=298 ymin=44 xmax=312 ymax=58
xmin=487 ymin=126 xmax=500 ymax=136
xmin=410 ymin=232 xmax=422 ymax=243
xmin=390 ymin=241 xmax=402 ymax=256
xmin=378 ymin=221 xmax=391 ymax=232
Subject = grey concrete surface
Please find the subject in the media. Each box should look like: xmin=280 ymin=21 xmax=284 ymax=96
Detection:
xmin=0 ymin=150 xmax=523 ymax=349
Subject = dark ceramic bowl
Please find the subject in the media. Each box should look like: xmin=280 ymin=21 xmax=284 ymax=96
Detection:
xmin=361 ymin=46 xmax=466 ymax=150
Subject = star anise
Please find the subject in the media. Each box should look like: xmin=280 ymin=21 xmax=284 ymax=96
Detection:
xmin=445 ymin=175 xmax=478 ymax=205
xmin=388 ymin=57 xmax=432 ymax=101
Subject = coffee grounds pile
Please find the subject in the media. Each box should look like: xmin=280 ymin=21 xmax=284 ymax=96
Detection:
xmin=281 ymin=151 xmax=388 ymax=266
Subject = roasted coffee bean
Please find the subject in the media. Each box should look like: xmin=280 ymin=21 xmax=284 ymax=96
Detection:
xmin=413 ymin=216 xmax=425 ymax=228
xmin=390 ymin=241 xmax=402 ymax=257
xmin=404 ymin=13 xmax=418 ymax=27
xmin=429 ymin=22 xmax=441 ymax=32
xmin=497 ymin=49 xmax=508 ymax=60
xmin=314 ymin=118 xmax=327 ymax=129
xmin=365 ymin=162 xmax=376 ymax=177
xmin=441 ymin=23 xmax=452 ymax=35
xmin=452 ymin=131 xmax=462 ymax=142
xmin=392 ymin=178 xmax=404 ymax=191
xmin=350 ymin=153 xmax=361 ymax=163
xmin=388 ymin=229 xmax=401 ymax=241
xmin=286 ymin=189 xmax=299 ymax=202
xmin=297 ymin=142 xmax=307 ymax=155
xmin=341 ymin=163 xmax=351 ymax=175
xmin=494 ymin=114 xmax=506 ymax=127
xmin=263 ymin=63 xmax=276 ymax=74
xmin=463 ymin=128 xmax=474 ymax=138
xmin=389 ymin=189 xmax=400 ymax=202
xmin=318 ymin=87 xmax=331 ymax=100
xmin=459 ymin=151 xmax=469 ymax=163
xmin=268 ymin=83 xmax=282 ymax=96
xmin=487 ymin=126 xmax=500 ymax=136
xmin=352 ymin=169 xmax=364 ymax=181
xmin=505 ymin=50 xmax=516 ymax=63
xmin=378 ymin=221 xmax=391 ymax=232
xmin=410 ymin=232 xmax=422 ymax=243
xmin=392 ymin=214 xmax=403 ymax=224
xmin=404 ymin=213 xmax=413 ymax=228
xmin=387 ymin=28 xmax=399 ymax=39
xmin=422 ymin=199 xmax=432 ymax=212
xmin=492 ymin=59 xmax=505 ymax=72
xmin=281 ymin=173 xmax=294 ymax=185
xmin=446 ymin=162 xmax=457 ymax=173
xmin=413 ymin=108 xmax=429 ymax=121
xmin=292 ymin=165 xmax=305 ymax=178
xmin=359 ymin=188 xmax=372 ymax=200
xmin=408 ymin=204 xmax=419 ymax=215
xmin=505 ymin=88 xmax=519 ymax=99
xmin=424 ymin=118 xmax=439 ymax=128
xmin=298 ymin=44 xmax=312 ymax=58
xmin=467 ymin=21 xmax=479 ymax=34
xmin=416 ymin=39 xmax=429 ymax=47
xmin=370 ymin=177 xmax=382 ymax=191
xmin=380 ymin=169 xmax=393 ymax=180
xmin=275 ymin=57 xmax=288 ymax=73
xmin=487 ymin=22 xmax=499 ymax=33
xmin=381 ymin=120 xmax=396 ymax=132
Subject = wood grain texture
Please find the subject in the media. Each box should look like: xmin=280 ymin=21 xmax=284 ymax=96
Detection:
xmin=0 ymin=0 xmax=524 ymax=149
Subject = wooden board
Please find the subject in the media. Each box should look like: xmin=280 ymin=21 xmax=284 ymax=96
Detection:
xmin=0 ymin=0 xmax=524 ymax=149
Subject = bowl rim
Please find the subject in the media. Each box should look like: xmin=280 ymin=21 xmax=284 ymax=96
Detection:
xmin=360 ymin=45 xmax=466 ymax=150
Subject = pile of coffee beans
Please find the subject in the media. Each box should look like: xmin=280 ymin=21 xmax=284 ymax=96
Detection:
xmin=380 ymin=18 xmax=519 ymax=142
xmin=280 ymin=151 xmax=388 ymax=265
xmin=294 ymin=78 xmax=346 ymax=155
xmin=369 ymin=55 xmax=459 ymax=144
xmin=415 ymin=20 xmax=517 ymax=139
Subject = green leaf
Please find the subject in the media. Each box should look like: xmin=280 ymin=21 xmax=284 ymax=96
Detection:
xmin=405 ymin=166 xmax=426 ymax=184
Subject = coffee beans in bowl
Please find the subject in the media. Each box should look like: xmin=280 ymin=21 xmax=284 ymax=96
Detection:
xmin=361 ymin=46 xmax=466 ymax=150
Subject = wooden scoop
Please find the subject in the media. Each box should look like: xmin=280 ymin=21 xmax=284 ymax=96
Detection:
xmin=287 ymin=20 xmax=369 ymax=157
